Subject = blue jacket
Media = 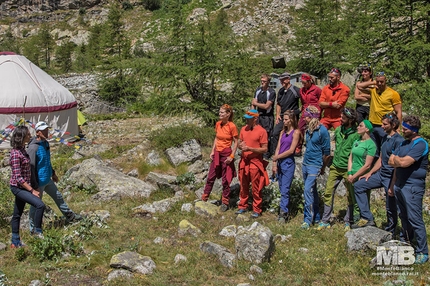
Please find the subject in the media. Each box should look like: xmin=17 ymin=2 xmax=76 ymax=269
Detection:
xmin=27 ymin=137 xmax=53 ymax=188
xmin=303 ymin=124 xmax=331 ymax=167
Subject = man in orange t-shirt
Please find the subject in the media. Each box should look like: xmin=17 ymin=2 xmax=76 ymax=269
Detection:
xmin=319 ymin=68 xmax=350 ymax=130
xmin=235 ymin=109 xmax=269 ymax=218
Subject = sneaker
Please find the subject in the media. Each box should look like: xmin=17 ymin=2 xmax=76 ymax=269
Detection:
xmin=10 ymin=241 xmax=25 ymax=249
xmin=344 ymin=223 xmax=351 ymax=232
xmin=219 ymin=204 xmax=228 ymax=212
xmin=415 ymin=254 xmax=429 ymax=264
xmin=317 ymin=222 xmax=331 ymax=230
xmin=301 ymin=222 xmax=310 ymax=230
xmin=235 ymin=209 xmax=247 ymax=215
xmin=250 ymin=212 xmax=260 ymax=218
xmin=351 ymin=219 xmax=376 ymax=229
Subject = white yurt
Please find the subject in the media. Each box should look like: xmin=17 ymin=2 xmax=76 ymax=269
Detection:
xmin=0 ymin=52 xmax=79 ymax=147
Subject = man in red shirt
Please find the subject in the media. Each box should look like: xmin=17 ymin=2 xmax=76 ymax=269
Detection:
xmin=319 ymin=68 xmax=350 ymax=130
xmin=235 ymin=109 xmax=269 ymax=218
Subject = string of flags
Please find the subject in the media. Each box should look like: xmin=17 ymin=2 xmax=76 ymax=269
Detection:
xmin=0 ymin=118 xmax=90 ymax=149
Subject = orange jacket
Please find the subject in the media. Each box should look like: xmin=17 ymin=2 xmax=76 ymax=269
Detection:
xmin=319 ymin=82 xmax=350 ymax=120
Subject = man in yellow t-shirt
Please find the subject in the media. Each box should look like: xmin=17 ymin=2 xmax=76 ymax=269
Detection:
xmin=356 ymin=72 xmax=402 ymax=152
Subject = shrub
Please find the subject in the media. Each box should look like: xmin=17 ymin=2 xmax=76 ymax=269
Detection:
xmin=149 ymin=124 xmax=214 ymax=151
xmin=141 ymin=0 xmax=161 ymax=11
xmin=122 ymin=1 xmax=133 ymax=10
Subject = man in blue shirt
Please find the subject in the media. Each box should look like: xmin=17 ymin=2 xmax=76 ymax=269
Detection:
xmin=301 ymin=105 xmax=331 ymax=230
xmin=27 ymin=121 xmax=82 ymax=232
xmin=389 ymin=115 xmax=429 ymax=264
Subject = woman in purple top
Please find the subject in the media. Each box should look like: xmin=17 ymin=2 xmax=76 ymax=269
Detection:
xmin=272 ymin=110 xmax=301 ymax=222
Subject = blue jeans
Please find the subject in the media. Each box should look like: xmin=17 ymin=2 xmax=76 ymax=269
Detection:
xmin=354 ymin=171 xmax=398 ymax=233
xmin=10 ymin=186 xmax=45 ymax=244
xmin=395 ymin=185 xmax=428 ymax=255
xmin=29 ymin=180 xmax=73 ymax=232
xmin=277 ymin=157 xmax=295 ymax=214
xmin=302 ymin=164 xmax=321 ymax=225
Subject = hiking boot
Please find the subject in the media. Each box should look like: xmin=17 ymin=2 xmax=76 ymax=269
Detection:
xmin=219 ymin=204 xmax=228 ymax=212
xmin=344 ymin=223 xmax=351 ymax=232
xmin=317 ymin=222 xmax=331 ymax=230
xmin=235 ymin=209 xmax=247 ymax=215
xmin=351 ymin=219 xmax=376 ymax=229
xmin=250 ymin=212 xmax=260 ymax=218
xmin=278 ymin=213 xmax=290 ymax=223
xmin=415 ymin=254 xmax=429 ymax=264
xmin=301 ymin=222 xmax=310 ymax=230
xmin=10 ymin=241 xmax=25 ymax=249
xmin=66 ymin=213 xmax=83 ymax=224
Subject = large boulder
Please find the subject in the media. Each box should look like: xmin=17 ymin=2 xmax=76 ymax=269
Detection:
xmin=235 ymin=222 xmax=275 ymax=264
xmin=65 ymin=158 xmax=156 ymax=201
xmin=165 ymin=139 xmax=202 ymax=167
xmin=345 ymin=226 xmax=393 ymax=252
xmin=194 ymin=201 xmax=219 ymax=218
xmin=110 ymin=251 xmax=156 ymax=275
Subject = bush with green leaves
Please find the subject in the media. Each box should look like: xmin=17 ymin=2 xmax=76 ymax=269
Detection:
xmin=141 ymin=0 xmax=161 ymax=11
xmin=31 ymin=231 xmax=84 ymax=261
xmin=263 ymin=178 xmax=304 ymax=217
xmin=149 ymin=124 xmax=214 ymax=152
xmin=176 ymin=172 xmax=195 ymax=186
xmin=0 ymin=180 xmax=14 ymax=228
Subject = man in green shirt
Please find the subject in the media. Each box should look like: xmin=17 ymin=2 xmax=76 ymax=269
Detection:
xmin=318 ymin=108 xmax=360 ymax=230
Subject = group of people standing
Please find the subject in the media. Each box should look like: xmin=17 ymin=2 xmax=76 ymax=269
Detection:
xmin=201 ymin=66 xmax=429 ymax=264
xmin=9 ymin=122 xmax=81 ymax=248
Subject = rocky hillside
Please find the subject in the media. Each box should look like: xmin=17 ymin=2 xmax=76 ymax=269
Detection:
xmin=0 ymin=0 xmax=303 ymax=59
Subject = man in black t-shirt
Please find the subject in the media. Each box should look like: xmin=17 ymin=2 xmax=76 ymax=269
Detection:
xmin=252 ymin=73 xmax=276 ymax=160
xmin=270 ymin=72 xmax=300 ymax=157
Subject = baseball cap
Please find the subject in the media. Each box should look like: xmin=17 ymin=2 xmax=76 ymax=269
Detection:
xmin=35 ymin=121 xmax=50 ymax=131
xmin=244 ymin=109 xmax=259 ymax=119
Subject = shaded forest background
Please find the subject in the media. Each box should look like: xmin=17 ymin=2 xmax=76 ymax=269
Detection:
xmin=0 ymin=0 xmax=429 ymax=134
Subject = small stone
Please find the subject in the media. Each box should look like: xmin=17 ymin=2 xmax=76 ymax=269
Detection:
xmin=181 ymin=203 xmax=193 ymax=212
xmin=174 ymin=254 xmax=187 ymax=264
xmin=298 ymin=247 xmax=309 ymax=253
xmin=153 ymin=237 xmax=164 ymax=244
xmin=249 ymin=265 xmax=263 ymax=274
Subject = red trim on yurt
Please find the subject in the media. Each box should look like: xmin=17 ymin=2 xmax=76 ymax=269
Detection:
xmin=0 ymin=101 xmax=77 ymax=114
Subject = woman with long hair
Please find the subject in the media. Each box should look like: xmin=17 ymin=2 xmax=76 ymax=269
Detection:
xmin=346 ymin=119 xmax=376 ymax=230
xmin=9 ymin=125 xmax=45 ymax=248
xmin=272 ymin=110 xmax=301 ymax=222
xmin=301 ymin=105 xmax=331 ymax=230
xmin=201 ymin=104 xmax=239 ymax=212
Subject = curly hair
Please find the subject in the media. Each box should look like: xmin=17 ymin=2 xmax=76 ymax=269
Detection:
xmin=382 ymin=112 xmax=400 ymax=130
xmin=10 ymin=125 xmax=29 ymax=149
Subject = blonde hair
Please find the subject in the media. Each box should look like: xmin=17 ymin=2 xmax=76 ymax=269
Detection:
xmin=306 ymin=105 xmax=320 ymax=134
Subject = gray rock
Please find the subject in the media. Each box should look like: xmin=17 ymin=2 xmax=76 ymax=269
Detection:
xmin=28 ymin=281 xmax=42 ymax=286
xmin=237 ymin=284 xmax=252 ymax=286
xmin=219 ymin=225 xmax=237 ymax=237
xmin=72 ymin=144 xmax=111 ymax=159
xmin=248 ymin=274 xmax=255 ymax=281
xmin=178 ymin=219 xmax=201 ymax=237
xmin=127 ymin=169 xmax=139 ymax=177
xmin=174 ymin=254 xmax=187 ymax=264
xmin=181 ymin=203 xmax=193 ymax=212
xmin=250 ymin=265 xmax=263 ymax=274
xmin=194 ymin=201 xmax=219 ymax=218
xmin=147 ymin=150 xmax=161 ymax=166
xmin=274 ymin=234 xmax=291 ymax=243
xmin=132 ymin=196 xmax=181 ymax=214
xmin=345 ymin=226 xmax=392 ymax=252
xmin=165 ymin=139 xmax=202 ymax=167
xmin=107 ymin=269 xmax=133 ymax=281
xmin=235 ymin=222 xmax=275 ymax=264
xmin=0 ymin=242 xmax=6 ymax=251
xmin=200 ymin=241 xmax=236 ymax=268
xmin=298 ymin=247 xmax=309 ymax=253
xmin=145 ymin=172 xmax=178 ymax=192
xmin=153 ymin=237 xmax=164 ymax=244
xmin=65 ymin=158 xmax=156 ymax=201
xmin=187 ymin=160 xmax=209 ymax=175
xmin=110 ymin=251 xmax=156 ymax=275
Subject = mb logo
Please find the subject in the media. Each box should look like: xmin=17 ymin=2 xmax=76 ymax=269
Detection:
xmin=376 ymin=246 xmax=415 ymax=265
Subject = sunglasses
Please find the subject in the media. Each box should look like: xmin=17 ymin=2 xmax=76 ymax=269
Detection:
xmin=342 ymin=108 xmax=354 ymax=119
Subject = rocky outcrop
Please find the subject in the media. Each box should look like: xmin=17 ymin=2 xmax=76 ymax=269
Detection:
xmin=65 ymin=158 xmax=156 ymax=201
xmin=345 ymin=226 xmax=393 ymax=252
xmin=165 ymin=139 xmax=202 ymax=167
xmin=235 ymin=222 xmax=275 ymax=264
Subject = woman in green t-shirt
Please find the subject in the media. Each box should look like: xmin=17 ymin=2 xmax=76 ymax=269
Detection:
xmin=345 ymin=120 xmax=376 ymax=229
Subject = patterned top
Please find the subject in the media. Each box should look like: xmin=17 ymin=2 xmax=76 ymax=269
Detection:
xmin=10 ymin=147 xmax=31 ymax=188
